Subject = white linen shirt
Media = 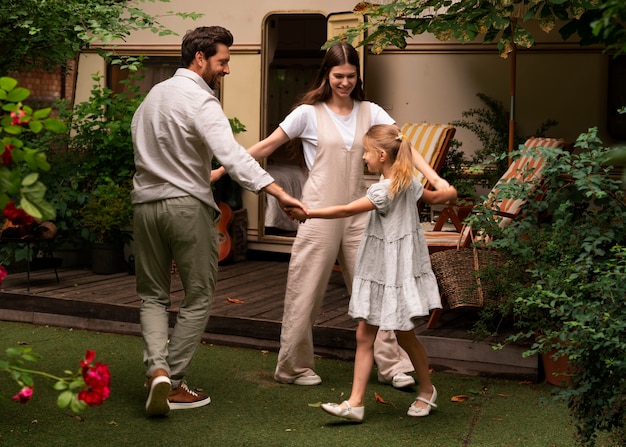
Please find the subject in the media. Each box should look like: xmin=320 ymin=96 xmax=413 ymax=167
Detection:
xmin=131 ymin=68 xmax=274 ymax=217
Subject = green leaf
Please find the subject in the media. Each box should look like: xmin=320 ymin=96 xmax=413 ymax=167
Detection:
xmin=57 ymin=390 xmax=73 ymax=408
xmin=0 ymin=77 xmax=19 ymax=91
xmin=69 ymin=379 xmax=86 ymax=390
xmin=54 ymin=380 xmax=69 ymax=391
xmin=27 ymin=120 xmax=43 ymax=134
xmin=6 ymin=87 xmax=30 ymax=102
xmin=21 ymin=172 xmax=39 ymax=187
xmin=43 ymin=118 xmax=67 ymax=133
xmin=70 ymin=396 xmax=88 ymax=413
xmin=3 ymin=125 xmax=23 ymax=136
xmin=32 ymin=108 xmax=51 ymax=120
xmin=20 ymin=197 xmax=44 ymax=220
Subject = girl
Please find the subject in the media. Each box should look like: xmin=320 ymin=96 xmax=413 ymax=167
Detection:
xmin=290 ymin=124 xmax=457 ymax=422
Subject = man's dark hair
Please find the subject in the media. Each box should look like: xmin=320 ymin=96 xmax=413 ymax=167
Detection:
xmin=181 ymin=26 xmax=234 ymax=67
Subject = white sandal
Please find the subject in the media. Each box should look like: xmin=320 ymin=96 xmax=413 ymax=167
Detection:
xmin=407 ymin=385 xmax=438 ymax=417
xmin=321 ymin=401 xmax=364 ymax=422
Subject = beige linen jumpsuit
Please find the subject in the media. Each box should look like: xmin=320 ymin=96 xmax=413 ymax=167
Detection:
xmin=274 ymin=102 xmax=413 ymax=383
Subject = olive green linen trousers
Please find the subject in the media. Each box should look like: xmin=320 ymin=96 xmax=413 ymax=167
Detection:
xmin=134 ymin=196 xmax=218 ymax=388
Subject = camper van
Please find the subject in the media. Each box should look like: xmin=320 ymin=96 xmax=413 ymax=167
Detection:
xmin=73 ymin=0 xmax=614 ymax=253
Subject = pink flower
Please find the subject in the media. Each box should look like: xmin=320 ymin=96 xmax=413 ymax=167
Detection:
xmin=3 ymin=201 xmax=34 ymax=226
xmin=0 ymin=266 xmax=7 ymax=285
xmin=10 ymin=109 xmax=27 ymax=126
xmin=12 ymin=387 xmax=33 ymax=404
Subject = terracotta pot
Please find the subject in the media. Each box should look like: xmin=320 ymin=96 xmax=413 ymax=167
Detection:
xmin=542 ymin=350 xmax=572 ymax=387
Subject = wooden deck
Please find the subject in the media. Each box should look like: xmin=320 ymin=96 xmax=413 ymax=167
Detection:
xmin=0 ymin=251 xmax=539 ymax=380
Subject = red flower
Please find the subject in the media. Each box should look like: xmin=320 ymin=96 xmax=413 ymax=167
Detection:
xmin=80 ymin=350 xmax=96 ymax=369
xmin=0 ymin=266 xmax=7 ymax=285
xmin=78 ymin=351 xmax=111 ymax=406
xmin=1 ymin=143 xmax=14 ymax=165
xmin=3 ymin=201 xmax=34 ymax=226
xmin=10 ymin=109 xmax=27 ymax=126
xmin=12 ymin=387 xmax=33 ymax=404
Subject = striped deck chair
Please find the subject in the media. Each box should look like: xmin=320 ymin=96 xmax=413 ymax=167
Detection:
xmin=401 ymin=122 xmax=456 ymax=189
xmin=425 ymin=136 xmax=565 ymax=328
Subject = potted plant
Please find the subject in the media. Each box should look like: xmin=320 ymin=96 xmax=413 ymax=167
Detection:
xmin=466 ymin=128 xmax=626 ymax=445
xmin=79 ymin=181 xmax=133 ymax=274
xmin=38 ymin=59 xmax=145 ymax=270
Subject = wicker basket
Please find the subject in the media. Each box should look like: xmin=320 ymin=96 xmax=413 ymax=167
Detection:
xmin=430 ymin=247 xmax=504 ymax=309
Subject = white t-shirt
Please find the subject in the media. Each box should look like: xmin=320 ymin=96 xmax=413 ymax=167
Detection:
xmin=279 ymin=101 xmax=395 ymax=170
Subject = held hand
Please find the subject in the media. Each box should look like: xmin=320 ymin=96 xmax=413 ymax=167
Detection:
xmin=286 ymin=206 xmax=308 ymax=222
xmin=277 ymin=192 xmax=309 ymax=221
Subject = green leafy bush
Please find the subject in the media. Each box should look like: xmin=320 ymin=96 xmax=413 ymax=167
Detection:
xmin=79 ymin=181 xmax=133 ymax=244
xmin=467 ymin=128 xmax=626 ymax=446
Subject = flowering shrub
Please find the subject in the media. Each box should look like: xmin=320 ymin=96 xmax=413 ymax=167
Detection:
xmin=0 ymin=76 xmax=65 ymax=273
xmin=3 ymin=347 xmax=111 ymax=412
xmin=1 ymin=77 xmax=110 ymax=412
xmin=0 ymin=77 xmax=63 ymax=221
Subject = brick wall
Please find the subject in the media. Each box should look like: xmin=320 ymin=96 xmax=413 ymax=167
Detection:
xmin=9 ymin=60 xmax=76 ymax=107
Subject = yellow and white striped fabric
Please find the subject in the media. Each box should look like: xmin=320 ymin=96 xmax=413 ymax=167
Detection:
xmin=401 ymin=122 xmax=453 ymax=185
xmin=425 ymin=137 xmax=565 ymax=251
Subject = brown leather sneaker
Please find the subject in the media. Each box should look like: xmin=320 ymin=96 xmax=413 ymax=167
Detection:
xmin=145 ymin=368 xmax=171 ymax=416
xmin=168 ymin=382 xmax=211 ymax=410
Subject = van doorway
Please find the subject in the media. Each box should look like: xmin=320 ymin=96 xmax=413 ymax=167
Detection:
xmin=260 ymin=13 xmax=327 ymax=240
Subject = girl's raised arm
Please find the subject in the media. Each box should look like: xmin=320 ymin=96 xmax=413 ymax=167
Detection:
xmin=411 ymin=148 xmax=450 ymax=191
xmin=421 ymin=186 xmax=458 ymax=206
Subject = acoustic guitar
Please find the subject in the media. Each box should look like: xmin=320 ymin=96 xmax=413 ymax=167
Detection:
xmin=217 ymin=201 xmax=233 ymax=263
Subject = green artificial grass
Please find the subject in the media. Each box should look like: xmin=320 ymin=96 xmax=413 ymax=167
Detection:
xmin=0 ymin=322 xmax=576 ymax=447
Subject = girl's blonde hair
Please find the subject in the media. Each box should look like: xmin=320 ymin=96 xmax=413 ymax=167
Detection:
xmin=363 ymin=124 xmax=414 ymax=197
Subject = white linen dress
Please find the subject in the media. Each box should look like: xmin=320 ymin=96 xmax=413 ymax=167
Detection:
xmin=349 ymin=178 xmax=442 ymax=331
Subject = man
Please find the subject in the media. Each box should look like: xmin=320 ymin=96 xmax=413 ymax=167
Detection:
xmin=131 ymin=26 xmax=305 ymax=417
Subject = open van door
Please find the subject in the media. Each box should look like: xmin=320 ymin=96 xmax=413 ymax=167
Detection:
xmin=327 ymin=12 xmax=365 ymax=80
